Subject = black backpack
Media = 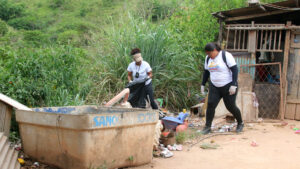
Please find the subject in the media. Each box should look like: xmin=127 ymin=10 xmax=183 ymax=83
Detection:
xmin=206 ymin=50 xmax=229 ymax=68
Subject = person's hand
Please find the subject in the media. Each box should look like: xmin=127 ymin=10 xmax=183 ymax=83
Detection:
xmin=229 ymin=86 xmax=237 ymax=95
xmin=201 ymin=85 xmax=205 ymax=95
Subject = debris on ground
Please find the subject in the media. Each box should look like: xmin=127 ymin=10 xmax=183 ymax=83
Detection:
xmin=225 ymin=115 xmax=235 ymax=123
xmin=160 ymin=131 xmax=176 ymax=146
xmin=200 ymin=143 xmax=220 ymax=149
xmin=273 ymin=121 xmax=288 ymax=127
xmin=18 ymin=158 xmax=25 ymax=165
xmin=188 ymin=118 xmax=204 ymax=128
xmin=167 ymin=144 xmax=183 ymax=151
xmin=257 ymin=118 xmax=263 ymax=122
xmin=251 ymin=140 xmax=258 ymax=147
xmin=159 ymin=144 xmax=174 ymax=158
xmin=162 ymin=112 xmax=189 ymax=131
xmin=217 ymin=123 xmax=237 ymax=133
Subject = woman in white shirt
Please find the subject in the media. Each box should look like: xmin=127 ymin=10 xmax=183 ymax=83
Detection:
xmin=201 ymin=43 xmax=243 ymax=134
xmin=126 ymin=48 xmax=158 ymax=109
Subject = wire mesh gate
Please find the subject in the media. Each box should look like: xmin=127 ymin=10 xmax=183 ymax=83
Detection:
xmin=239 ymin=63 xmax=283 ymax=119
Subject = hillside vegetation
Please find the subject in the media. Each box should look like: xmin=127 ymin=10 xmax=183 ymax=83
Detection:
xmin=0 ymin=0 xmax=282 ymax=110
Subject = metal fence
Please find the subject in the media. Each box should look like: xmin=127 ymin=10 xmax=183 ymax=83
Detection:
xmin=239 ymin=62 xmax=282 ymax=119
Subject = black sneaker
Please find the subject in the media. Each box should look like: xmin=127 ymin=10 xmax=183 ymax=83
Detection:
xmin=201 ymin=126 xmax=211 ymax=135
xmin=236 ymin=123 xmax=244 ymax=133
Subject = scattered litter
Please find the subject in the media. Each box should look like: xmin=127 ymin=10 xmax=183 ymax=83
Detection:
xmin=167 ymin=145 xmax=174 ymax=151
xmin=188 ymin=133 xmax=233 ymax=149
xmin=175 ymin=144 xmax=183 ymax=151
xmin=162 ymin=113 xmax=188 ymax=130
xmin=18 ymin=158 xmax=25 ymax=165
xmin=295 ymin=130 xmax=300 ymax=134
xmin=161 ymin=131 xmax=176 ymax=146
xmin=218 ymin=124 xmax=236 ymax=133
xmin=247 ymin=124 xmax=254 ymax=127
xmin=257 ymin=118 xmax=263 ymax=122
xmin=160 ymin=148 xmax=174 ymax=158
xmin=273 ymin=121 xmax=288 ymax=127
xmin=14 ymin=143 xmax=22 ymax=151
xmin=176 ymin=121 xmax=188 ymax=132
xmin=225 ymin=115 xmax=235 ymax=123
xmin=153 ymin=151 xmax=161 ymax=157
xmin=33 ymin=162 xmax=40 ymax=167
xmin=188 ymin=124 xmax=195 ymax=127
xmin=210 ymin=140 xmax=215 ymax=143
xmin=251 ymin=141 xmax=258 ymax=147
xmin=167 ymin=144 xmax=183 ymax=151
xmin=293 ymin=127 xmax=299 ymax=131
xmin=200 ymin=143 xmax=220 ymax=149
xmin=290 ymin=124 xmax=296 ymax=129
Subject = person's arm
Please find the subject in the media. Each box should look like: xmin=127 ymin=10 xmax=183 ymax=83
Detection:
xmin=229 ymin=65 xmax=238 ymax=86
xmin=147 ymin=71 xmax=153 ymax=79
xmin=201 ymin=70 xmax=210 ymax=86
xmin=128 ymin=71 xmax=133 ymax=82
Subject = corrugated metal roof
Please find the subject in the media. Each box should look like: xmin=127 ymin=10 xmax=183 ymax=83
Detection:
xmin=212 ymin=0 xmax=300 ymax=23
xmin=0 ymin=132 xmax=21 ymax=169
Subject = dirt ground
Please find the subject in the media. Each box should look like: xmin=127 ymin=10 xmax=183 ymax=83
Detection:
xmin=130 ymin=120 xmax=300 ymax=169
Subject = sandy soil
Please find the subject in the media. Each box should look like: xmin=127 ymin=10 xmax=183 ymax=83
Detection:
xmin=130 ymin=120 xmax=300 ymax=169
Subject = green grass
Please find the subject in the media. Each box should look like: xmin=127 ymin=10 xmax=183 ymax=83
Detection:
xmin=0 ymin=0 xmax=286 ymax=110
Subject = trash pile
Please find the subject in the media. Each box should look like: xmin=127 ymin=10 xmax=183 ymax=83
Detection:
xmin=153 ymin=109 xmax=188 ymax=159
xmin=162 ymin=112 xmax=189 ymax=132
xmin=158 ymin=144 xmax=183 ymax=158
xmin=217 ymin=123 xmax=237 ymax=133
xmin=291 ymin=124 xmax=300 ymax=134
xmin=10 ymin=139 xmax=59 ymax=169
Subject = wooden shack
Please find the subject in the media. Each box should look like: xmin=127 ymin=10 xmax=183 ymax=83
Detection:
xmin=212 ymin=0 xmax=300 ymax=120
xmin=0 ymin=93 xmax=31 ymax=137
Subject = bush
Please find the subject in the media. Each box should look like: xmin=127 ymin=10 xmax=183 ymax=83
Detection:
xmin=0 ymin=0 xmax=25 ymax=21
xmin=87 ymin=16 xmax=201 ymax=110
xmin=136 ymin=0 xmax=177 ymax=21
xmin=0 ymin=19 xmax=8 ymax=35
xmin=0 ymin=46 xmax=91 ymax=107
xmin=49 ymin=0 xmax=65 ymax=9
xmin=57 ymin=30 xmax=80 ymax=46
xmin=7 ymin=15 xmax=44 ymax=30
xmin=23 ymin=30 xmax=49 ymax=45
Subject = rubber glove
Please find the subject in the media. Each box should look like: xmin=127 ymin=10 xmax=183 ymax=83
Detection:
xmin=201 ymin=85 xmax=205 ymax=95
xmin=229 ymin=86 xmax=237 ymax=95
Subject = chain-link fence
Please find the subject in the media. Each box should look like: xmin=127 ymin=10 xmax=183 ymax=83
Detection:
xmin=239 ymin=62 xmax=282 ymax=119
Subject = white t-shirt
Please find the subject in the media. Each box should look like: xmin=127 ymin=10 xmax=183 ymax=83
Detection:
xmin=204 ymin=51 xmax=236 ymax=87
xmin=127 ymin=61 xmax=152 ymax=85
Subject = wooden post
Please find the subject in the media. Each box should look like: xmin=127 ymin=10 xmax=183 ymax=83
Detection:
xmin=248 ymin=30 xmax=256 ymax=52
xmin=0 ymin=101 xmax=12 ymax=137
xmin=248 ymin=22 xmax=257 ymax=62
xmin=218 ymin=19 xmax=223 ymax=46
xmin=279 ymin=63 xmax=284 ymax=120
xmin=282 ymin=21 xmax=292 ymax=120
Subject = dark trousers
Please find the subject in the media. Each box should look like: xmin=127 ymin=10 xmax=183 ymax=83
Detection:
xmin=205 ymin=82 xmax=243 ymax=127
xmin=145 ymin=82 xmax=158 ymax=109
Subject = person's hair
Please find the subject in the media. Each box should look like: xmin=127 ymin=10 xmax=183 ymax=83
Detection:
xmin=130 ymin=48 xmax=141 ymax=55
xmin=204 ymin=43 xmax=221 ymax=52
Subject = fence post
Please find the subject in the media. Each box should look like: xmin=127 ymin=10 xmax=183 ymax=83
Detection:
xmin=282 ymin=21 xmax=292 ymax=120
